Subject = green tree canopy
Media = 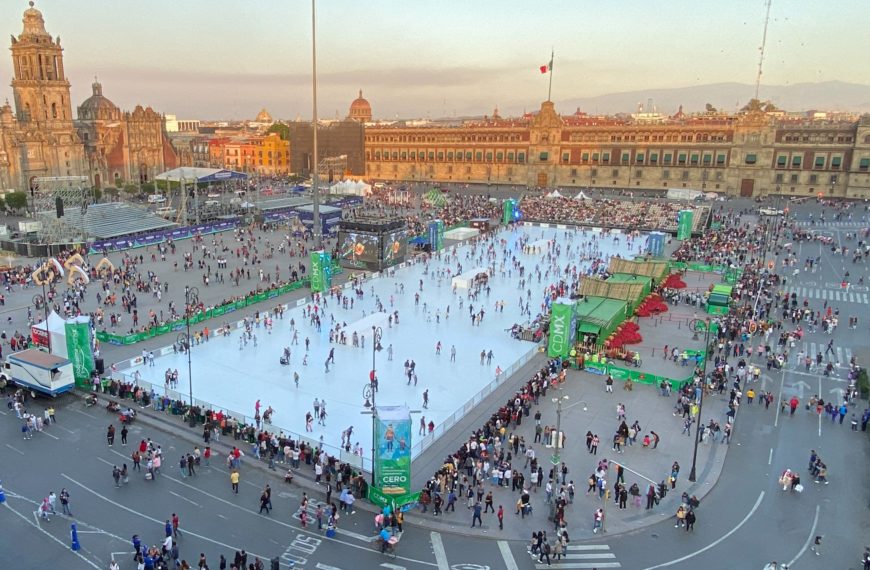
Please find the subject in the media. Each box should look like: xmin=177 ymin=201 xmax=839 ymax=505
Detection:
xmin=267 ymin=122 xmax=290 ymax=141
xmin=5 ymin=191 xmax=27 ymax=211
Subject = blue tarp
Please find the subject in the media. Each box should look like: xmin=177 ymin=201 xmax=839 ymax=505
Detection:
xmin=409 ymin=236 xmax=428 ymax=244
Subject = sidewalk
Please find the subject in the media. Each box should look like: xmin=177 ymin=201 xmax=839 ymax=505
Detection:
xmin=402 ymin=362 xmax=730 ymax=540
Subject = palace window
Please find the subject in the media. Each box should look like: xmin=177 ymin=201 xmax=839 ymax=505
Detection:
xmin=791 ymin=174 xmax=799 ymax=183
xmin=496 ymin=152 xmax=503 ymax=161
xmin=475 ymin=152 xmax=482 ymax=161
xmin=447 ymin=152 xmax=454 ymax=161
xmin=562 ymin=153 xmax=570 ymax=163
xmin=678 ymin=153 xmax=687 ymax=165
xmin=621 ymin=152 xmax=629 ymax=164
xmin=486 ymin=152 xmax=493 ymax=161
xmin=702 ymin=154 xmax=712 ymax=165
xmin=592 ymin=153 xmax=599 ymax=162
xmin=830 ymin=175 xmax=838 ymax=184
xmin=775 ymin=173 xmax=784 ymax=183
xmin=809 ymin=174 xmax=818 ymax=184
xmin=831 ymin=156 xmax=842 ymax=169
xmin=859 ymin=158 xmax=870 ymax=171
xmin=776 ymin=155 xmax=787 ymax=167
xmin=690 ymin=154 xmax=699 ymax=165
xmin=602 ymin=152 xmax=610 ymax=163
xmin=744 ymin=154 xmax=757 ymax=165
xmin=437 ymin=152 xmax=444 ymax=160
xmin=517 ymin=152 xmax=525 ymax=163
xmin=791 ymin=156 xmax=801 ymax=167
xmin=507 ymin=152 xmax=514 ymax=161
xmin=814 ymin=156 xmax=825 ymax=169
xmin=649 ymin=153 xmax=658 ymax=164
xmin=662 ymin=170 xmax=670 ymax=179
xmin=571 ymin=168 xmax=578 ymax=177
xmin=539 ymin=152 xmax=549 ymax=161
xmin=465 ymin=152 xmax=472 ymax=160
xmin=635 ymin=153 xmax=644 ymax=164
xmin=663 ymin=153 xmax=673 ymax=165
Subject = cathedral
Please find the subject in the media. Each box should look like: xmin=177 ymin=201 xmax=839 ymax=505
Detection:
xmin=0 ymin=2 xmax=175 ymax=192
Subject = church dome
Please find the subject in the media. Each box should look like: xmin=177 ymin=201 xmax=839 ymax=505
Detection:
xmin=78 ymin=80 xmax=120 ymax=121
xmin=348 ymin=90 xmax=371 ymax=122
xmin=255 ymin=108 xmax=273 ymax=123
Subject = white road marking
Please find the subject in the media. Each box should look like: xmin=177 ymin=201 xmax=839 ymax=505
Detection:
xmin=169 ymin=490 xmax=201 ymax=507
xmin=641 ymin=491 xmax=765 ymax=569
xmin=36 ymin=429 xmax=60 ymax=440
xmin=498 ymin=540 xmax=520 ymax=570
xmin=5 ymin=443 xmax=25 ymax=455
xmin=2 ymin=501 xmax=101 ymax=569
xmin=768 ymin=448 xmax=773 ymax=465
xmin=430 ymin=531 xmax=450 ymax=570
xmin=72 ymin=408 xmax=98 ymax=420
xmin=787 ymin=504 xmax=820 ymax=568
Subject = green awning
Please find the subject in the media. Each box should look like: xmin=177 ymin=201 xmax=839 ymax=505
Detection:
xmin=578 ymin=323 xmax=601 ymax=335
xmin=745 ymin=154 xmax=757 ymax=164
xmin=777 ymin=155 xmax=787 ymax=165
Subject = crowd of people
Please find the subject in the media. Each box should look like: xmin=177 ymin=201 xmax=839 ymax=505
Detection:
xmin=520 ymin=196 xmax=709 ymax=233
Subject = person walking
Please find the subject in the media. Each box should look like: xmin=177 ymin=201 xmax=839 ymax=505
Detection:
xmin=230 ymin=470 xmax=240 ymax=494
xmin=107 ymin=424 xmax=115 ymax=446
xmin=121 ymin=425 xmax=128 ymax=446
xmin=172 ymin=513 xmax=181 ymax=537
xmin=685 ymin=509 xmax=696 ymax=531
xmin=471 ymin=502 xmax=483 ymax=527
xmin=112 ymin=465 xmax=121 ymax=487
xmin=497 ymin=505 xmax=504 ymax=530
xmin=59 ymin=488 xmax=72 ymax=516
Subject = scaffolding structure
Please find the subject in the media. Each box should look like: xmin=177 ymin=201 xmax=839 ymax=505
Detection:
xmin=318 ymin=155 xmax=347 ymax=187
xmin=32 ymin=176 xmax=91 ymax=244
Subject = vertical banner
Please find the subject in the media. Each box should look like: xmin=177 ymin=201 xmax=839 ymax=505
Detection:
xmin=373 ymin=405 xmax=412 ymax=497
xmin=427 ymin=220 xmax=444 ymax=251
xmin=677 ymin=210 xmax=693 ymax=240
xmin=547 ymin=299 xmax=576 ymax=358
xmin=309 ymin=251 xmax=332 ymax=292
xmin=502 ymin=199 xmax=517 ymax=225
xmin=64 ymin=320 xmax=95 ymax=387
xmin=647 ymin=231 xmax=665 ymax=257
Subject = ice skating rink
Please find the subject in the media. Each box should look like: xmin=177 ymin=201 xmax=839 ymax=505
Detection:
xmin=126 ymin=224 xmax=647 ymax=461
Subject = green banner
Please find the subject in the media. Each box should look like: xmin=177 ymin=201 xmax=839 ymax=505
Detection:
xmin=677 ymin=210 xmax=693 ymax=240
xmin=368 ymin=487 xmax=421 ymax=511
xmin=65 ymin=320 xmax=95 ymax=387
xmin=374 ymin=406 xmax=412 ymax=497
xmin=547 ymin=301 xmax=576 ymax=358
xmin=310 ymin=251 xmax=324 ymax=292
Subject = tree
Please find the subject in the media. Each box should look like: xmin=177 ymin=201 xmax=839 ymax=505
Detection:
xmin=141 ymin=182 xmax=156 ymax=195
xmin=103 ymin=187 xmax=120 ymax=200
xmin=5 ymin=191 xmax=27 ymax=211
xmin=704 ymin=103 xmax=718 ymax=113
xmin=122 ymin=183 xmax=138 ymax=195
xmin=0 ymin=196 xmax=5 ymax=212
xmin=740 ymin=98 xmax=779 ymax=114
xmin=267 ymin=122 xmax=290 ymax=141
xmin=91 ymin=187 xmax=103 ymax=202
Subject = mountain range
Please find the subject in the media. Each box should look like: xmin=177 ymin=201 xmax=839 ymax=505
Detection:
xmin=555 ymin=81 xmax=870 ymax=116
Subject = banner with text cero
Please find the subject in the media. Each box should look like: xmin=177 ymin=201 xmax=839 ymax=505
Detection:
xmin=65 ymin=318 xmax=95 ymax=387
xmin=547 ymin=299 xmax=576 ymax=358
xmin=374 ymin=405 xmax=412 ymax=496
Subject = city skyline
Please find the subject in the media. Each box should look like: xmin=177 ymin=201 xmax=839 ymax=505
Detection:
xmin=2 ymin=0 xmax=869 ymax=121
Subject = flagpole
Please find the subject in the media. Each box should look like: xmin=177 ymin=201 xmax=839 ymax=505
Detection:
xmin=547 ymin=49 xmax=554 ymax=102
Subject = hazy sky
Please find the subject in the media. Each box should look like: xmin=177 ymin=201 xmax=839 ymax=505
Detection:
xmin=2 ymin=0 xmax=867 ymax=120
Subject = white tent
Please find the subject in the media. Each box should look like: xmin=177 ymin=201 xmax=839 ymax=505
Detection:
xmin=329 ymin=179 xmax=372 ymax=196
xmin=546 ymin=190 xmax=564 ymax=199
xmin=574 ymin=191 xmax=589 ymax=200
xmin=30 ymin=311 xmax=69 ymax=357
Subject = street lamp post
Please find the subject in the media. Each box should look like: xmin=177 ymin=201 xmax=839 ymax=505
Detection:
xmin=688 ymin=317 xmax=712 ymax=482
xmin=181 ymin=286 xmax=199 ymax=410
xmin=550 ymin=396 xmax=588 ymax=466
xmin=363 ymin=326 xmax=383 ymax=486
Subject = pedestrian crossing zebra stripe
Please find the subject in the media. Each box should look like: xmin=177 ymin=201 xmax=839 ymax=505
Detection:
xmin=781 ymin=285 xmax=869 ymax=305
xmin=798 ymin=342 xmax=852 ymax=368
xmin=792 ymin=220 xmax=868 ymax=228
xmin=531 ymin=544 xmax=621 ymax=569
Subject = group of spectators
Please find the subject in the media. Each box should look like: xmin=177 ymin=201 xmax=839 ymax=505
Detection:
xmin=520 ymin=196 xmax=709 ymax=233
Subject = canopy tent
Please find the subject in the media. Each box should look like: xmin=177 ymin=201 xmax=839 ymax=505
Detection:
xmin=30 ymin=312 xmax=91 ymax=358
xmin=573 ymin=296 xmax=629 ymax=340
xmin=424 ymin=189 xmax=447 ymax=207
xmin=607 ymin=258 xmax=669 ymax=284
xmin=574 ymin=191 xmax=589 ymax=200
xmin=155 ymin=167 xmax=247 ymax=184
xmin=666 ymin=188 xmax=703 ymax=201
xmin=545 ymin=190 xmax=564 ymax=199
xmin=329 ymin=179 xmax=371 ymax=196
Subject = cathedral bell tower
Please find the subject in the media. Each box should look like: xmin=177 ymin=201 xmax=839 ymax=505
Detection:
xmin=8 ymin=1 xmax=84 ymax=185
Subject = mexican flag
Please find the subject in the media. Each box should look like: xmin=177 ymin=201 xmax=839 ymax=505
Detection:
xmin=539 ymin=54 xmax=553 ymax=74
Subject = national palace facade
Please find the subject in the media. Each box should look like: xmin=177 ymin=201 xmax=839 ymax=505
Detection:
xmin=363 ymin=101 xmax=870 ymax=199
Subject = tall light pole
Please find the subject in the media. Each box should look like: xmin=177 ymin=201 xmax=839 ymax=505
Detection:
xmin=310 ymin=0 xmax=321 ymax=249
xmin=178 ymin=286 xmax=199 ymax=414
xmin=363 ymin=326 xmax=383 ymax=485
xmin=550 ymin=396 xmax=587 ymax=466
xmin=688 ymin=317 xmax=711 ymax=482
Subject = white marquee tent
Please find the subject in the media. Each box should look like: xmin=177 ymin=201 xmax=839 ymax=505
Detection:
xmin=329 ymin=179 xmax=372 ymax=196
xmin=545 ymin=190 xmax=565 ymax=199
xmin=574 ymin=191 xmax=589 ymax=200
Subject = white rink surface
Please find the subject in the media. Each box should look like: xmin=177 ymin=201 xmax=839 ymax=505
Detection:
xmin=128 ymin=225 xmax=647 ymax=457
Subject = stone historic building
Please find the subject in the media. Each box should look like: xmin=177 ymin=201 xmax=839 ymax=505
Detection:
xmin=0 ymin=2 xmax=176 ymax=192
xmin=0 ymin=1 xmax=86 ymax=190
xmin=364 ymin=100 xmax=870 ymax=199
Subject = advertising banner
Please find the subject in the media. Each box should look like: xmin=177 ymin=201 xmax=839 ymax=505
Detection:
xmin=547 ymin=300 xmax=576 ymax=358
xmin=677 ymin=210 xmax=693 ymax=240
xmin=502 ymin=199 xmax=517 ymax=225
xmin=64 ymin=320 xmax=95 ymax=386
xmin=310 ymin=251 xmax=324 ymax=292
xmin=374 ymin=405 xmax=412 ymax=497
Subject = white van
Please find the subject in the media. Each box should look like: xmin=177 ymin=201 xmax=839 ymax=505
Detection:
xmin=147 ymin=194 xmax=167 ymax=204
xmin=155 ymin=207 xmax=177 ymax=218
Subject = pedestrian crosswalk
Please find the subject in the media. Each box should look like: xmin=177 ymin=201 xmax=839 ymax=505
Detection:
xmin=531 ymin=544 xmax=621 ymax=569
xmin=781 ymin=285 xmax=869 ymax=305
xmin=792 ymin=220 xmax=868 ymax=228
xmin=794 ymin=341 xmax=854 ymax=369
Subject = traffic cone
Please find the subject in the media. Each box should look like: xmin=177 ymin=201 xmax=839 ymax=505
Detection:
xmin=70 ymin=523 xmax=81 ymax=551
